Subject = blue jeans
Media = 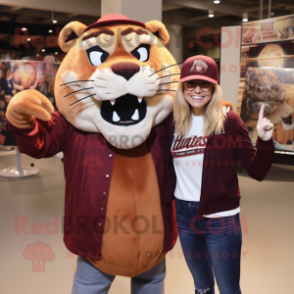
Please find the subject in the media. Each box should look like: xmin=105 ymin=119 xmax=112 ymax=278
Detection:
xmin=71 ymin=256 xmax=166 ymax=294
xmin=175 ymin=199 xmax=242 ymax=294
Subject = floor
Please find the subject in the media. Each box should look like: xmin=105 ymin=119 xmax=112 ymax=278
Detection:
xmin=0 ymin=152 xmax=293 ymax=294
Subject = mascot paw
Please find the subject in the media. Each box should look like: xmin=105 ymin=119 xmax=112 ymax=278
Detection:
xmin=222 ymin=105 xmax=231 ymax=116
xmin=6 ymin=89 xmax=54 ymax=128
xmin=221 ymin=100 xmax=234 ymax=115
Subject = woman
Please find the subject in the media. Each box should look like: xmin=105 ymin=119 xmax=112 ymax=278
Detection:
xmin=171 ymin=55 xmax=275 ymax=294
xmin=0 ymin=67 xmax=17 ymax=102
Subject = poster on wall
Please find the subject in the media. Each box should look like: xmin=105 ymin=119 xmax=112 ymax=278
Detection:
xmin=242 ymin=14 xmax=294 ymax=45
xmin=238 ymin=16 xmax=294 ymax=153
xmin=0 ymin=58 xmax=59 ymax=146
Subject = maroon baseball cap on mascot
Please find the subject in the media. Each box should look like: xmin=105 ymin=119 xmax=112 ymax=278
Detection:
xmin=179 ymin=54 xmax=219 ymax=84
xmin=84 ymin=13 xmax=146 ymax=32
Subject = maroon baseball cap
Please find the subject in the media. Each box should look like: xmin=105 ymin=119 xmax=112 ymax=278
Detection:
xmin=84 ymin=14 xmax=146 ymax=32
xmin=179 ymin=54 xmax=219 ymax=84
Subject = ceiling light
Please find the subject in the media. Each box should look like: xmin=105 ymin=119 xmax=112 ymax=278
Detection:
xmin=208 ymin=10 xmax=214 ymax=18
xmin=55 ymin=52 xmax=58 ymax=55
xmin=27 ymin=38 xmax=31 ymax=42
xmin=271 ymin=12 xmax=275 ymax=16
xmin=52 ymin=11 xmax=57 ymax=24
xmin=49 ymin=29 xmax=53 ymax=33
xmin=36 ymin=54 xmax=39 ymax=57
xmin=21 ymin=27 xmax=27 ymax=31
xmin=213 ymin=0 xmax=221 ymax=4
xmin=41 ymin=49 xmax=46 ymax=52
xmin=242 ymin=13 xmax=248 ymax=22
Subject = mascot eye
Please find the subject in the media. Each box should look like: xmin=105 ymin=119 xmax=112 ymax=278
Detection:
xmin=131 ymin=44 xmax=150 ymax=62
xmin=86 ymin=46 xmax=109 ymax=66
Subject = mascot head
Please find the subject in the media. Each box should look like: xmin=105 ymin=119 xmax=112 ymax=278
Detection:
xmin=55 ymin=14 xmax=179 ymax=149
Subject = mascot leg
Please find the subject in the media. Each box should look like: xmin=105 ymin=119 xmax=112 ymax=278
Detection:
xmin=71 ymin=257 xmax=115 ymax=294
xmin=72 ymin=257 xmax=166 ymax=294
xmin=131 ymin=258 xmax=166 ymax=294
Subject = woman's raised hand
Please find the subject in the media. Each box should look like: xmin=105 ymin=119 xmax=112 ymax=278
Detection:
xmin=256 ymin=104 xmax=273 ymax=141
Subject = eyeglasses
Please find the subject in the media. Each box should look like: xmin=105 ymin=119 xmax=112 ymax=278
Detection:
xmin=183 ymin=80 xmax=212 ymax=92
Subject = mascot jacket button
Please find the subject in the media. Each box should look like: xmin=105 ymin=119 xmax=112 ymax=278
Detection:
xmin=106 ymin=174 xmax=109 ymax=178
xmin=109 ymin=154 xmax=112 ymax=157
xmin=103 ymin=192 xmax=106 ymax=194
xmin=99 ymin=223 xmax=102 ymax=226
xmin=101 ymin=207 xmax=104 ymax=210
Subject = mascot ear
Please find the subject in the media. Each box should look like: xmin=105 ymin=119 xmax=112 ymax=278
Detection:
xmin=145 ymin=20 xmax=170 ymax=46
xmin=58 ymin=21 xmax=87 ymax=53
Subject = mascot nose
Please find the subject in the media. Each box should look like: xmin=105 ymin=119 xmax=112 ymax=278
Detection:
xmin=111 ymin=62 xmax=140 ymax=81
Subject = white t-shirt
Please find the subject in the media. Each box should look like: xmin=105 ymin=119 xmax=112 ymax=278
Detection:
xmin=171 ymin=114 xmax=240 ymax=218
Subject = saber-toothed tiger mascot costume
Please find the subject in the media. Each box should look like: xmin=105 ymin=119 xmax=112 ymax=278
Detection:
xmin=6 ymin=13 xmax=233 ymax=293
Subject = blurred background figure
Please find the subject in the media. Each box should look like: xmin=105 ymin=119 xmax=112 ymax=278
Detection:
xmin=0 ymin=66 xmax=17 ymax=102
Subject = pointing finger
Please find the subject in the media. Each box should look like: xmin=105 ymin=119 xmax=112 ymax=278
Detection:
xmin=259 ymin=104 xmax=265 ymax=121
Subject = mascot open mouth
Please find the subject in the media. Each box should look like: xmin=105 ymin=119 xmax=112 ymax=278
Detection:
xmin=101 ymin=94 xmax=147 ymax=125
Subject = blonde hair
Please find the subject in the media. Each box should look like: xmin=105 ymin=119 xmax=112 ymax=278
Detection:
xmin=173 ymin=83 xmax=225 ymax=137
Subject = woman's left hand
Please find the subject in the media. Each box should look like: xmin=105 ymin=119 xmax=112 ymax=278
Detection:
xmin=257 ymin=104 xmax=274 ymax=141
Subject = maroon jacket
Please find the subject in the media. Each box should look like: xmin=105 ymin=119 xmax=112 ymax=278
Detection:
xmin=7 ymin=110 xmax=275 ymax=257
xmin=7 ymin=112 xmax=177 ymax=259
xmin=193 ymin=111 xmax=275 ymax=215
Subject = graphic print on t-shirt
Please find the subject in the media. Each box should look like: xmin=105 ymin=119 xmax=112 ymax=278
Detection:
xmin=171 ymin=115 xmax=241 ymax=217
xmin=171 ymin=134 xmax=208 ymax=158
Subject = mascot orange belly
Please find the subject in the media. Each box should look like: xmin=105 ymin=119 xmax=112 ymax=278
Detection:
xmin=89 ymin=142 xmax=165 ymax=277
